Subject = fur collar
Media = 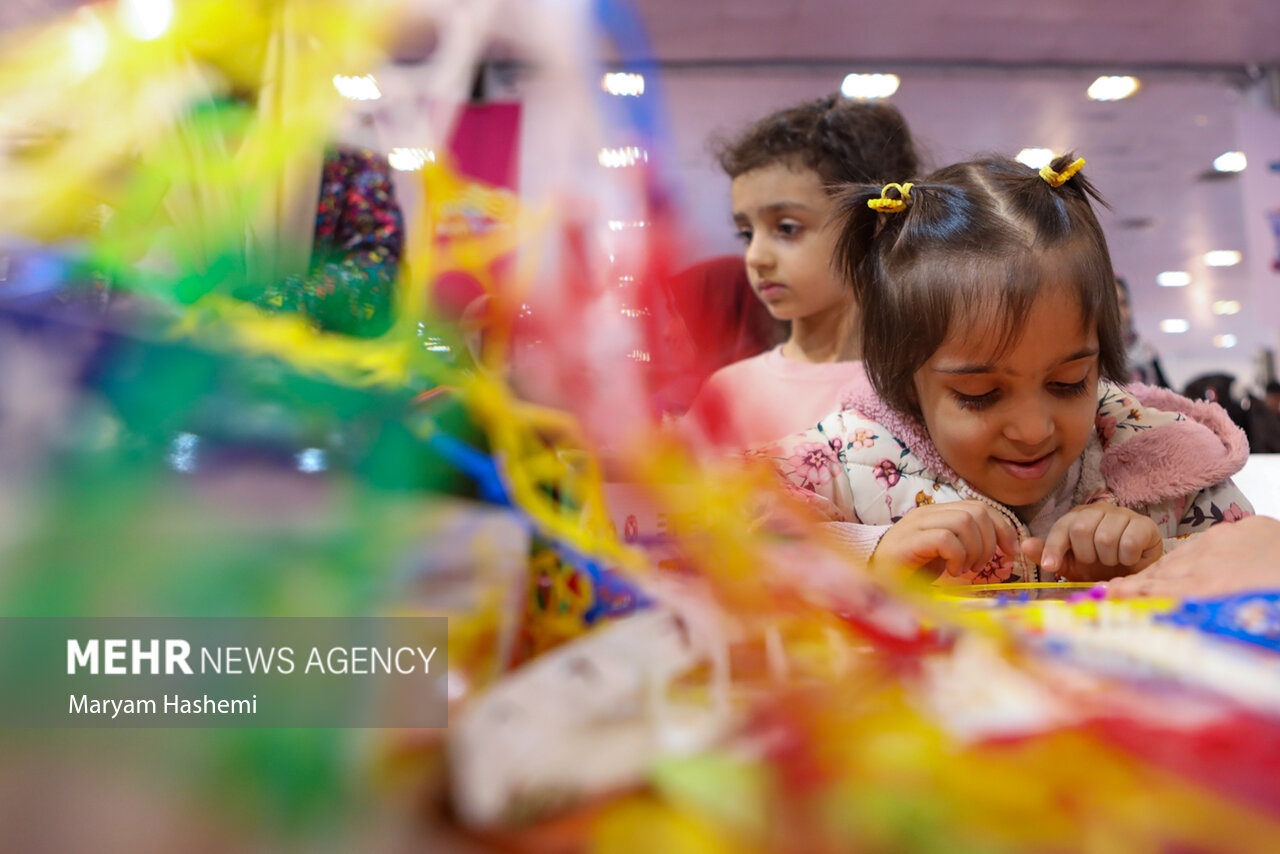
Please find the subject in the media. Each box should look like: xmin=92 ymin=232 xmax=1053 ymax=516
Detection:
xmin=838 ymin=374 xmax=1248 ymax=509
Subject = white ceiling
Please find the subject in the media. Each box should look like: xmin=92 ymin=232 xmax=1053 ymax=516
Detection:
xmin=0 ymin=0 xmax=79 ymax=31
xmin=629 ymin=0 xmax=1280 ymax=390
xmin=629 ymin=0 xmax=1280 ymax=68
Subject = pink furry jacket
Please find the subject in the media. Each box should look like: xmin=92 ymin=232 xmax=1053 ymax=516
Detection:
xmin=757 ymin=372 xmax=1253 ymax=583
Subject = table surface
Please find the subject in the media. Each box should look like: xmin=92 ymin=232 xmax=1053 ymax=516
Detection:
xmin=1232 ymin=454 xmax=1280 ymax=520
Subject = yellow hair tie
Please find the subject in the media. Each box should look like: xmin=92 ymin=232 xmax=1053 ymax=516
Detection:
xmin=1039 ymin=157 xmax=1086 ymax=187
xmin=867 ymin=182 xmax=913 ymax=213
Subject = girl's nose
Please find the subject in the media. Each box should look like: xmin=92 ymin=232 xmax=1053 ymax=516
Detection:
xmin=744 ymin=236 xmax=772 ymax=271
xmin=1004 ymin=404 xmax=1054 ymax=446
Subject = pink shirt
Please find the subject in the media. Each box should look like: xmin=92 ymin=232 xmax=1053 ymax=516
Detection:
xmin=682 ymin=346 xmax=862 ymax=451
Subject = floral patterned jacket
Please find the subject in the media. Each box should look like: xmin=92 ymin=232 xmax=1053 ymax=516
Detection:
xmin=757 ymin=372 xmax=1253 ymax=583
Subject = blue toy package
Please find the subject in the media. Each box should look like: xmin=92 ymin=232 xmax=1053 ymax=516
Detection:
xmin=1157 ymin=592 xmax=1280 ymax=652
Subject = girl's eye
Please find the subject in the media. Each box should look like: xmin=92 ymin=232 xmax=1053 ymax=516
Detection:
xmin=776 ymin=221 xmax=803 ymax=238
xmin=735 ymin=228 xmax=752 ymax=244
xmin=1049 ymin=378 xmax=1091 ymax=397
xmin=953 ymin=389 xmax=999 ymax=411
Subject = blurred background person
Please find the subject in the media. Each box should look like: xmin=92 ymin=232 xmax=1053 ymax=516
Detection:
xmin=1266 ymin=381 xmax=1280 ymax=418
xmin=1116 ymin=276 xmax=1170 ymax=388
xmin=1243 ymin=379 xmax=1280 ymax=453
xmin=1184 ymin=373 xmax=1250 ymax=436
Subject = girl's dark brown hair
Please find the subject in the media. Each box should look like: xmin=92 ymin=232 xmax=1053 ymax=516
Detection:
xmin=836 ymin=153 xmax=1127 ymax=417
xmin=716 ymin=94 xmax=920 ymax=189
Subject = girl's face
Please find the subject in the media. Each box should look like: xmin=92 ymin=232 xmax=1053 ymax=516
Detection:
xmin=730 ymin=163 xmax=846 ymax=322
xmin=912 ymin=288 xmax=1100 ymax=508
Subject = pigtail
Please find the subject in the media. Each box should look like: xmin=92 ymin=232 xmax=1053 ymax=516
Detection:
xmin=1044 ymin=153 xmax=1108 ymax=212
xmin=833 ymin=182 xmax=909 ymax=308
xmin=1014 ymin=152 xmax=1127 ymax=383
xmin=833 ymin=178 xmax=977 ymax=325
xmin=1041 ymin=153 xmax=1094 ymax=197
xmin=834 ymin=179 xmax=945 ymax=412
xmin=1008 ymin=152 xmax=1112 ymax=241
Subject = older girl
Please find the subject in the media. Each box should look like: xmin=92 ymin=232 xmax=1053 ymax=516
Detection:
xmin=682 ymin=95 xmax=919 ymax=449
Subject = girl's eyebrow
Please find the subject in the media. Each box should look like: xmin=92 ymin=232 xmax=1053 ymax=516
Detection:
xmin=759 ymin=201 xmax=812 ymax=213
xmin=934 ymin=347 xmax=1099 ymax=375
xmin=933 ymin=363 xmax=997 ymax=376
xmin=733 ymin=201 xmax=813 ymax=220
xmin=757 ymin=199 xmax=808 ymax=213
xmin=1058 ymin=347 xmax=1101 ymax=364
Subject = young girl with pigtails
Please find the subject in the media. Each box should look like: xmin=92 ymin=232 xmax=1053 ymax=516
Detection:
xmin=760 ymin=154 xmax=1253 ymax=584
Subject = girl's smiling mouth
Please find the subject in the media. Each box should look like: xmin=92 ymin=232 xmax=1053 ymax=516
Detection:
xmin=993 ymin=452 xmax=1055 ymax=480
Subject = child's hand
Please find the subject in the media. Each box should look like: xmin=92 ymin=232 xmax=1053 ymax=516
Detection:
xmin=872 ymin=501 xmax=1020 ymax=578
xmin=1021 ymin=503 xmax=1162 ymax=582
xmin=1106 ymin=515 xmax=1271 ymax=598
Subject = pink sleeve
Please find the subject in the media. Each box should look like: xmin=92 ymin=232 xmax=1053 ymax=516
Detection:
xmin=820 ymin=521 xmax=892 ymax=564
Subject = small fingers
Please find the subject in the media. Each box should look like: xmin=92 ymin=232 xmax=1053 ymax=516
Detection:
xmin=928 ymin=505 xmax=996 ymax=575
xmin=1020 ymin=537 xmax=1044 ymax=567
xmin=1092 ymin=511 xmax=1130 ymax=566
xmin=1067 ymin=510 xmax=1104 ymax=568
xmin=1040 ymin=517 xmax=1075 ymax=576
xmin=984 ymin=507 xmax=1021 ymax=561
xmin=1118 ymin=518 xmax=1161 ymax=568
xmin=950 ymin=506 xmax=991 ymax=574
xmin=919 ymin=529 xmax=968 ymax=576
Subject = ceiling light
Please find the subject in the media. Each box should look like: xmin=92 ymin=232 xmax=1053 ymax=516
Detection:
xmin=1212 ymin=300 xmax=1242 ymax=315
xmin=1160 ymin=319 xmax=1189 ymax=334
xmin=1015 ymin=148 xmax=1055 ymax=169
xmin=388 ymin=147 xmax=435 ymax=171
xmin=119 ymin=0 xmax=172 ymax=41
xmin=1204 ymin=250 xmax=1242 ymax=267
xmin=1214 ymin=334 xmax=1238 ymax=348
xmin=333 ymin=74 xmax=382 ymax=101
xmin=67 ymin=9 xmax=108 ymax=78
xmin=841 ymin=73 xmax=899 ymax=100
xmin=1087 ymin=75 xmax=1140 ymax=102
xmin=598 ymin=147 xmax=648 ymax=168
xmin=1213 ymin=151 xmax=1247 ymax=173
xmin=1156 ymin=271 xmax=1191 ymax=287
xmin=602 ymin=72 xmax=645 ymax=97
